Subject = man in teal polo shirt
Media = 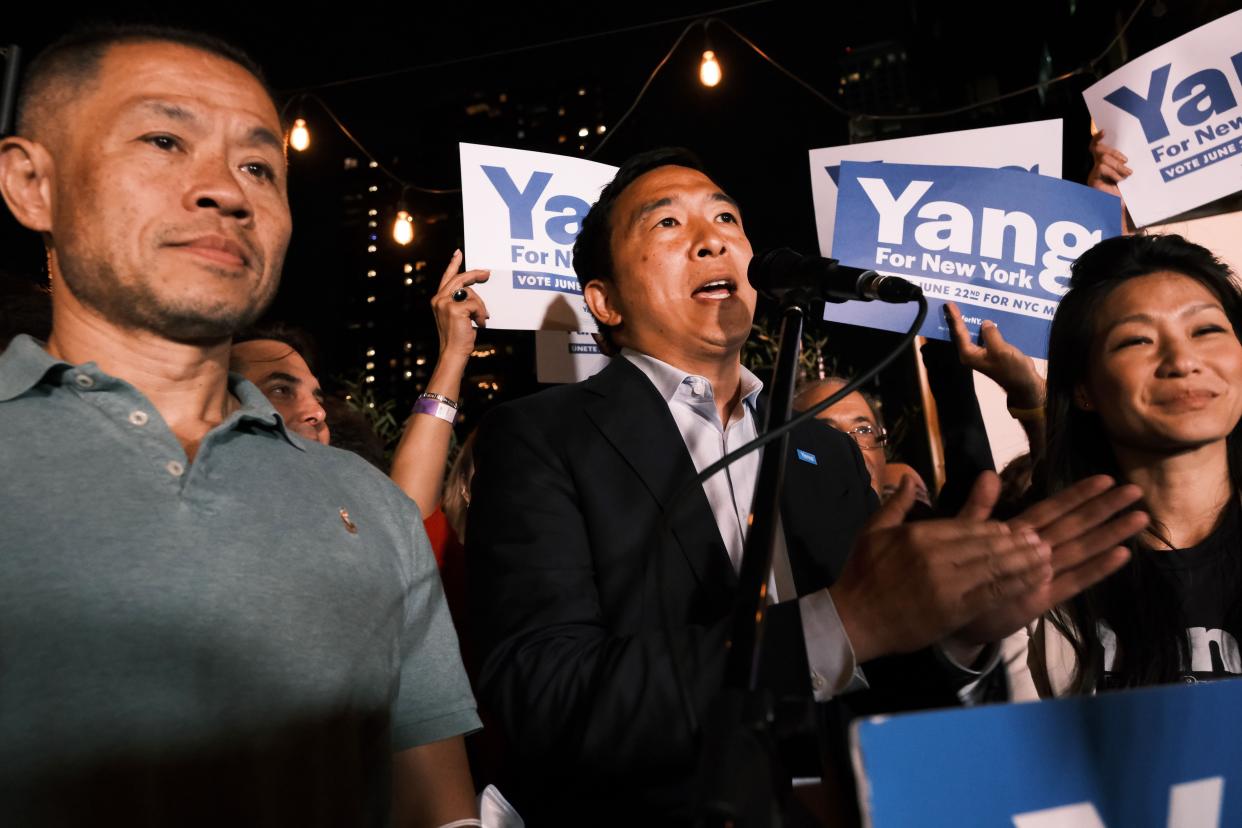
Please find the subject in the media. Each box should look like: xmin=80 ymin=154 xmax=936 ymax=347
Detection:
xmin=0 ymin=25 xmax=480 ymax=826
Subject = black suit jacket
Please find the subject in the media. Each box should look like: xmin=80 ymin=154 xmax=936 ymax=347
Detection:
xmin=466 ymin=357 xmax=974 ymax=825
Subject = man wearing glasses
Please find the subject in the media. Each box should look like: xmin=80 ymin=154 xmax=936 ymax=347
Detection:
xmin=794 ymin=378 xmax=932 ymax=509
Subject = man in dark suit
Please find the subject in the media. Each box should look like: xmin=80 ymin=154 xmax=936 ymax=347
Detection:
xmin=466 ymin=148 xmax=1147 ymax=825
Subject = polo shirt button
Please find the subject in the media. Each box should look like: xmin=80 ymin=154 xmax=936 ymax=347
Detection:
xmin=128 ymin=410 xmax=149 ymax=426
xmin=811 ymin=671 xmax=825 ymax=691
xmin=165 ymin=460 xmax=185 ymax=477
xmin=74 ymin=373 xmax=94 ymax=388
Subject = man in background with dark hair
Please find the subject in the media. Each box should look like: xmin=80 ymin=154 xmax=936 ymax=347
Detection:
xmin=0 ymin=26 xmax=480 ymax=826
xmin=231 ymin=323 xmax=331 ymax=445
xmin=466 ymin=148 xmax=1149 ymax=823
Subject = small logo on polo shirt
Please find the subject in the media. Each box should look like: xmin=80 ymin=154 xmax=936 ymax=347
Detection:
xmin=339 ymin=508 xmax=358 ymax=534
xmin=796 ymin=449 xmax=817 ymax=465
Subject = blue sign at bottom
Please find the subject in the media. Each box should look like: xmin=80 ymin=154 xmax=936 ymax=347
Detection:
xmin=854 ymin=680 xmax=1242 ymax=827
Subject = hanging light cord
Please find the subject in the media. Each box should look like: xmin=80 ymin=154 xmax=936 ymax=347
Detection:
xmin=283 ymin=91 xmax=461 ymax=194
xmin=288 ymin=0 xmax=1149 ymax=189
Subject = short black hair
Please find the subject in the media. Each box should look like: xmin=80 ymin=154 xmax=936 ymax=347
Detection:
xmin=16 ymin=23 xmax=274 ymax=139
xmin=572 ymin=147 xmax=709 ymax=343
xmin=232 ymin=322 xmax=319 ymax=376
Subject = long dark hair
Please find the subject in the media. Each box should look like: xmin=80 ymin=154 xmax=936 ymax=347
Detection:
xmin=1042 ymin=233 xmax=1242 ymax=692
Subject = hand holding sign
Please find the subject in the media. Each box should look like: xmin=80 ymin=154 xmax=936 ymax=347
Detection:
xmin=432 ymin=250 xmax=491 ymax=364
xmin=1086 ymin=131 xmax=1133 ymax=198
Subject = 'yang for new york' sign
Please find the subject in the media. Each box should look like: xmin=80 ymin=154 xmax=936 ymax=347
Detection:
xmin=460 ymin=143 xmax=617 ymax=331
xmin=1084 ymin=10 xmax=1242 ymax=227
xmin=827 ymin=161 xmax=1122 ymax=359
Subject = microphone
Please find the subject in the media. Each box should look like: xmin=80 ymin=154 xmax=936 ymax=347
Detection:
xmin=748 ymin=248 xmax=922 ymax=304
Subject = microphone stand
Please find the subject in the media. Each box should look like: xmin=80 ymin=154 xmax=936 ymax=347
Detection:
xmin=694 ymin=287 xmax=819 ymax=828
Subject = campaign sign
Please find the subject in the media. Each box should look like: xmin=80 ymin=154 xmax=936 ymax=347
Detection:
xmin=808 ymin=120 xmax=1062 ymax=258
xmin=534 ymin=330 xmax=611 ymax=384
xmin=460 ymin=143 xmax=617 ymax=331
xmin=826 ymin=161 xmax=1122 ymax=359
xmin=852 ymin=679 xmax=1242 ymax=827
xmin=1084 ymin=9 xmax=1242 ymax=227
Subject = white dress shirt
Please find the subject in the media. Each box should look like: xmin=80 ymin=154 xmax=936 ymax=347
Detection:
xmin=622 ymin=349 xmax=860 ymax=699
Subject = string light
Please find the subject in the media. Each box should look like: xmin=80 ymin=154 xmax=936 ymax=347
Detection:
xmin=288 ymin=117 xmax=311 ymax=152
xmin=699 ymin=50 xmax=722 ymax=87
xmin=392 ymin=208 xmax=414 ymax=246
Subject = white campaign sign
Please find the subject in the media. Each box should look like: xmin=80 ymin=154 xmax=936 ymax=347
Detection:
xmin=808 ymin=122 xmax=1061 ymax=472
xmin=534 ymin=330 xmax=611 ymax=384
xmin=808 ymin=120 xmax=1062 ymax=258
xmin=1083 ymin=10 xmax=1242 ymax=227
xmin=460 ymin=143 xmax=617 ymax=331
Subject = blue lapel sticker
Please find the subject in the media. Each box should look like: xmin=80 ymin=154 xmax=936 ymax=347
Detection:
xmin=796 ymin=449 xmax=817 ymax=465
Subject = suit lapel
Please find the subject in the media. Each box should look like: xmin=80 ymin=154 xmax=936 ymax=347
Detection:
xmin=583 ymin=358 xmax=737 ymax=589
xmin=780 ymin=423 xmax=867 ymax=592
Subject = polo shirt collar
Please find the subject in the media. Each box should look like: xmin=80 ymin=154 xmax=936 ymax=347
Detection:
xmin=0 ymin=334 xmax=66 ymax=402
xmin=0 ymin=333 xmax=302 ymax=449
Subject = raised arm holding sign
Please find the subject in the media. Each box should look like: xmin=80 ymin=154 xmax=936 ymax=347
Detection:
xmin=1083 ymin=9 xmax=1242 ymax=227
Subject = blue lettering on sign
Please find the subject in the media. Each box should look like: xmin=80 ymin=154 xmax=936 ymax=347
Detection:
xmin=1102 ymin=51 xmax=1242 ymax=145
xmin=544 ymin=194 xmax=590 ymax=245
xmin=482 ymin=165 xmax=591 ymax=245
xmin=568 ymin=343 xmax=600 ymax=355
xmin=1159 ymin=135 xmax=1242 ymax=181
xmin=512 ymin=271 xmax=583 ymax=295
xmin=482 ymin=166 xmax=551 ymax=240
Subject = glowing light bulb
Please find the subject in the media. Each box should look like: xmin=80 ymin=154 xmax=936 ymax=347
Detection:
xmin=289 ymin=118 xmax=310 ymax=151
xmin=699 ymin=50 xmax=722 ymax=88
xmin=392 ymin=210 xmax=414 ymax=246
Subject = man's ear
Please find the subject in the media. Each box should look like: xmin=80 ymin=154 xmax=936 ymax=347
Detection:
xmin=0 ymin=137 xmax=55 ymax=234
xmin=583 ymin=278 xmax=623 ymax=329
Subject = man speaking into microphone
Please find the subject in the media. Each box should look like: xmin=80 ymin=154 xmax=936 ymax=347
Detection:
xmin=465 ymin=148 xmax=1146 ymax=824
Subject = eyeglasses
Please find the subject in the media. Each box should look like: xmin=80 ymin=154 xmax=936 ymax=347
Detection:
xmin=831 ymin=422 xmax=888 ymax=450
